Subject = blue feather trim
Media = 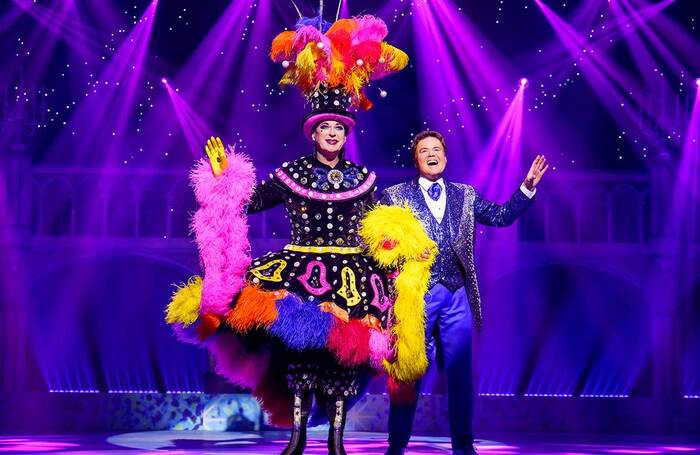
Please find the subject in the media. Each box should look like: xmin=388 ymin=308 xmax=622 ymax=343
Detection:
xmin=269 ymin=294 xmax=332 ymax=350
xmin=296 ymin=16 xmax=332 ymax=32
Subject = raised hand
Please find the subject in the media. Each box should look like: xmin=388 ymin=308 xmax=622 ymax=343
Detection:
xmin=523 ymin=155 xmax=549 ymax=191
xmin=204 ymin=136 xmax=229 ymax=177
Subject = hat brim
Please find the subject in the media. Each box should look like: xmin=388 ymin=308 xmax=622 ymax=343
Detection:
xmin=303 ymin=113 xmax=356 ymax=140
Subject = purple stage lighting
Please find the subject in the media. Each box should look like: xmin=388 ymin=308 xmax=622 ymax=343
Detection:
xmin=161 ymin=77 xmax=168 ymax=85
xmin=520 ymin=77 xmax=529 ymax=88
xmin=164 ymin=84 xmax=216 ymax=157
xmin=695 ymin=78 xmax=700 ymax=89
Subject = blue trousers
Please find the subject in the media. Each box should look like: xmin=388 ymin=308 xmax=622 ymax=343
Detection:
xmin=388 ymin=284 xmax=474 ymax=452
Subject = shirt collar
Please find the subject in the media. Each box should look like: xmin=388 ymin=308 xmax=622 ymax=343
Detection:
xmin=418 ymin=176 xmax=445 ymax=192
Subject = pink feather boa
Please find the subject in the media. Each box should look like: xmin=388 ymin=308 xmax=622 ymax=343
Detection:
xmin=190 ymin=150 xmax=256 ymax=316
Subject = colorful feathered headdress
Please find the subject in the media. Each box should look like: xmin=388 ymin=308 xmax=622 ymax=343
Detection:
xmin=270 ymin=10 xmax=409 ymax=138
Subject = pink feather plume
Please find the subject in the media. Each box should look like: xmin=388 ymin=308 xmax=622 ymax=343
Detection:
xmin=352 ymin=15 xmax=388 ymax=44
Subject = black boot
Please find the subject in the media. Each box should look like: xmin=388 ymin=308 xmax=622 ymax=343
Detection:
xmin=326 ymin=396 xmax=348 ymax=455
xmin=281 ymin=389 xmax=312 ymax=455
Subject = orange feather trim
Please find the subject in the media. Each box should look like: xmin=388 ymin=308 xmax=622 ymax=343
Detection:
xmin=225 ymin=286 xmax=283 ymax=333
xmin=326 ymin=18 xmax=358 ymax=35
xmin=270 ymin=31 xmax=296 ymax=62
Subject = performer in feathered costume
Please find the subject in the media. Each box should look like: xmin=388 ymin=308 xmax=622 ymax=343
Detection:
xmin=165 ymin=7 xmax=434 ymax=455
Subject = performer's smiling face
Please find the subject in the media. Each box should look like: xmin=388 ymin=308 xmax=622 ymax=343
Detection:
xmin=414 ymin=136 xmax=447 ymax=181
xmin=312 ymin=120 xmax=347 ymax=156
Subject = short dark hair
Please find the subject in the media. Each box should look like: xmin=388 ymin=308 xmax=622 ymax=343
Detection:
xmin=411 ymin=130 xmax=447 ymax=158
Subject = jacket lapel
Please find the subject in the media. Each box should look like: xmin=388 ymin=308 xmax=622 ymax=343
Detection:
xmin=408 ymin=178 xmax=431 ymax=220
xmin=445 ymin=181 xmax=464 ymax=240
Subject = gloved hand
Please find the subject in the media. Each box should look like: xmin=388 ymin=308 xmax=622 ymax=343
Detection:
xmin=204 ymin=136 xmax=229 ymax=177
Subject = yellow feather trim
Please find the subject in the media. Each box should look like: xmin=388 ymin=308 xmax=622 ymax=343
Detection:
xmin=288 ymin=42 xmax=327 ymax=91
xmin=165 ymin=276 xmax=203 ymax=327
xmin=360 ymin=205 xmax=436 ymax=383
xmin=386 ymin=260 xmax=432 ymax=382
xmin=382 ymin=43 xmax=409 ymax=71
xmin=279 ymin=69 xmax=295 ymax=87
xmin=328 ymin=53 xmax=346 ymax=87
xmin=346 ymin=70 xmax=369 ymax=97
xmin=296 ymin=43 xmax=316 ymax=72
xmin=360 ymin=204 xmax=436 ymax=268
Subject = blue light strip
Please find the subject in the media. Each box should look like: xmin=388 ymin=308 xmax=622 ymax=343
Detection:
xmin=48 ymin=389 xmax=100 ymax=393
xmin=478 ymin=393 xmax=516 ymax=397
xmin=107 ymin=390 xmax=160 ymax=394
xmin=580 ymin=394 xmax=629 ymax=398
xmin=523 ymin=393 xmax=574 ymax=397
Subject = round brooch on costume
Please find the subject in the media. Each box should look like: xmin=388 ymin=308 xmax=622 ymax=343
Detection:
xmin=328 ymin=169 xmax=344 ymax=185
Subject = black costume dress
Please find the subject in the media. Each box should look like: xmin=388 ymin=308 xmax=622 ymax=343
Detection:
xmin=238 ymin=154 xmax=392 ymax=396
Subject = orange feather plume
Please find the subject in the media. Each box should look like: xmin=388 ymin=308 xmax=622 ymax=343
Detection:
xmin=270 ymin=30 xmax=296 ymax=62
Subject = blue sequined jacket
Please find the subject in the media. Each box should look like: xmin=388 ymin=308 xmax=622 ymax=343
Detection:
xmin=380 ymin=178 xmax=534 ymax=329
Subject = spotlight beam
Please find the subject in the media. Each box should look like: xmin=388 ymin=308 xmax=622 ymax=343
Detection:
xmin=525 ymin=0 xmax=676 ymax=110
xmin=409 ymin=0 xmax=592 ymax=187
xmin=519 ymin=0 xmax=605 ymax=76
xmin=534 ymin=0 xmax=666 ymax=155
xmin=672 ymin=87 xmax=700 ymax=234
xmin=10 ymin=0 xmax=112 ymax=57
xmin=164 ymin=84 xmax=216 ymax=158
xmin=473 ymin=81 xmax=526 ymax=201
xmin=628 ymin=0 xmax=700 ymax=71
xmin=609 ymin=0 xmax=680 ymax=134
xmin=132 ymin=0 xmax=256 ymax=161
xmin=412 ymin=0 xmax=488 ymax=155
xmin=44 ymin=1 xmax=159 ymax=164
xmin=227 ymin=0 xmax=274 ymax=136
xmin=619 ymin=0 xmax=691 ymax=76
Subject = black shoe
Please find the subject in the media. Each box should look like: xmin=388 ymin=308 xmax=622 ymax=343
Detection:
xmin=454 ymin=445 xmax=478 ymax=455
xmin=384 ymin=447 xmax=405 ymax=455
xmin=326 ymin=396 xmax=348 ymax=455
xmin=280 ymin=389 xmax=312 ymax=455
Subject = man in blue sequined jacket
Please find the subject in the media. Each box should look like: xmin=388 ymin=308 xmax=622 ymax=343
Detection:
xmin=380 ymin=130 xmax=549 ymax=455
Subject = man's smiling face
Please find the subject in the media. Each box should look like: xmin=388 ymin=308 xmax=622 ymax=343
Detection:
xmin=414 ymin=136 xmax=447 ymax=181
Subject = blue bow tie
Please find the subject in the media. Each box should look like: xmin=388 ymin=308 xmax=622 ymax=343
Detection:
xmin=427 ymin=182 xmax=442 ymax=201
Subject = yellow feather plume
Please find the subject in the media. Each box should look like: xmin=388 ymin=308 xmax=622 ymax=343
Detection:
xmin=165 ymin=276 xmax=203 ymax=327
xmin=279 ymin=69 xmax=295 ymax=87
xmin=360 ymin=205 xmax=436 ymax=383
xmin=381 ymin=43 xmax=409 ymax=71
xmin=288 ymin=42 xmax=327 ymax=91
xmin=296 ymin=43 xmax=316 ymax=77
xmin=328 ymin=50 xmax=347 ymax=87
xmin=346 ymin=70 xmax=369 ymax=97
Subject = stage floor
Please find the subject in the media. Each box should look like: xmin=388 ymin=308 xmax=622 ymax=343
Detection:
xmin=1 ymin=431 xmax=700 ymax=454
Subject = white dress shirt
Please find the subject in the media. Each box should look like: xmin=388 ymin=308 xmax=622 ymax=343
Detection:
xmin=418 ymin=176 xmax=536 ymax=224
xmin=418 ymin=177 xmax=448 ymax=223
